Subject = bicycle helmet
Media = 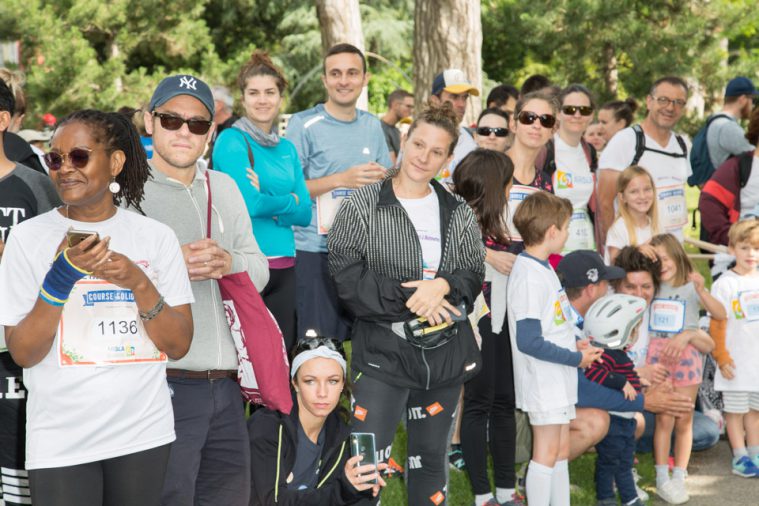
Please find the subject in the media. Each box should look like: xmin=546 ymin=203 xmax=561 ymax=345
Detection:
xmin=584 ymin=294 xmax=646 ymax=350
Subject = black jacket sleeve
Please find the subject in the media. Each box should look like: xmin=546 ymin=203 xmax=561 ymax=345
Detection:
xmin=328 ymin=198 xmax=416 ymax=322
xmin=248 ymin=416 xmax=369 ymax=506
xmin=436 ymin=205 xmax=485 ymax=313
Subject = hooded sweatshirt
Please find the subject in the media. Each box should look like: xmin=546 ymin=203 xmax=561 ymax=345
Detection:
xmin=135 ymin=162 xmax=269 ymax=370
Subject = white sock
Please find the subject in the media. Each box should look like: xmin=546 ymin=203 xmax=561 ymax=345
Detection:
xmin=748 ymin=445 xmax=759 ymax=458
xmin=550 ymin=459 xmax=570 ymax=506
xmin=525 ymin=460 xmax=553 ymax=506
xmin=733 ymin=446 xmax=749 ymax=459
xmin=474 ymin=493 xmax=494 ymax=506
xmin=672 ymin=466 xmax=686 ymax=481
xmin=495 ymin=487 xmax=516 ymax=503
xmin=655 ymin=464 xmax=670 ymax=488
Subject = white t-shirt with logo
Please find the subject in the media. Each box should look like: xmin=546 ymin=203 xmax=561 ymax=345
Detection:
xmin=0 ymin=208 xmax=194 ymax=469
xmin=600 ymin=127 xmax=692 ymax=240
xmin=710 ymin=270 xmax=759 ymax=392
xmin=552 ymin=134 xmax=595 ymax=252
xmin=398 ymin=189 xmax=442 ymax=280
xmin=507 ymin=254 xmax=578 ymax=412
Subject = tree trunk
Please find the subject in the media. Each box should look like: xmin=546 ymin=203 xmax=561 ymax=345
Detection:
xmin=602 ymin=42 xmax=617 ymax=99
xmin=413 ymin=0 xmax=482 ymax=125
xmin=314 ymin=0 xmax=368 ymax=110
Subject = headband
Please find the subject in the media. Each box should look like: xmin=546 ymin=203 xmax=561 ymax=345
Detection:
xmin=290 ymin=346 xmax=347 ymax=379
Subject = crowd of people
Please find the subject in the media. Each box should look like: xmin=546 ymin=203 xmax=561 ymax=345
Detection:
xmin=0 ymin=41 xmax=758 ymax=506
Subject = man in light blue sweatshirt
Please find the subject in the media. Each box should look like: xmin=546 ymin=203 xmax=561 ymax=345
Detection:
xmin=137 ymin=74 xmax=269 ymax=506
xmin=286 ymin=43 xmax=391 ymax=342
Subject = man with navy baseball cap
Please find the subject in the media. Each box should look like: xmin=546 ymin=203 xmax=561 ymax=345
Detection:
xmin=138 ymin=74 xmax=269 ymax=506
xmin=706 ymin=76 xmax=757 ymax=170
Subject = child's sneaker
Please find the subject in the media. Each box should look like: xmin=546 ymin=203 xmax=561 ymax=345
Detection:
xmin=732 ymin=455 xmax=759 ymax=477
xmin=656 ymin=479 xmax=689 ymax=504
xmin=632 ymin=467 xmax=650 ymax=502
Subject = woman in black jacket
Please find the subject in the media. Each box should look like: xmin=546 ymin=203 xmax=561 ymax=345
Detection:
xmin=328 ymin=103 xmax=486 ymax=505
xmin=248 ymin=336 xmax=386 ymax=505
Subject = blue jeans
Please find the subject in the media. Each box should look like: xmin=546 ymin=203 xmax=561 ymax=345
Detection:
xmin=161 ymin=377 xmax=250 ymax=506
xmin=636 ymin=409 xmax=720 ymax=453
xmin=596 ymin=415 xmax=638 ymax=503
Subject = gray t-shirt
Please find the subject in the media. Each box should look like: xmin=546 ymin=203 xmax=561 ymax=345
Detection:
xmin=651 ymin=281 xmax=701 ymax=337
xmin=706 ymin=113 xmax=755 ymax=169
xmin=287 ymin=422 xmax=325 ymax=490
xmin=381 ymin=120 xmax=401 ymax=157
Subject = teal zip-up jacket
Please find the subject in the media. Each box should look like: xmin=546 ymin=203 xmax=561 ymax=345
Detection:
xmin=213 ymin=128 xmax=312 ymax=258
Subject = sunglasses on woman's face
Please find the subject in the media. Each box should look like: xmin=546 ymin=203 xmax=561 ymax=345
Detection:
xmin=561 ymin=105 xmax=594 ymax=116
xmin=517 ymin=111 xmax=556 ymax=129
xmin=152 ymin=112 xmax=213 ymax=135
xmin=476 ymin=127 xmax=509 ymax=137
xmin=43 ymin=148 xmax=95 ymax=171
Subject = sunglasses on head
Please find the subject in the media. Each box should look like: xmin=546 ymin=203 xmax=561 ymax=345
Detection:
xmin=476 ymin=126 xmax=509 ymax=137
xmin=152 ymin=111 xmax=213 ymax=135
xmin=293 ymin=336 xmax=345 ymax=357
xmin=561 ymin=105 xmax=594 ymax=116
xmin=517 ymin=111 xmax=556 ymax=129
xmin=43 ymin=148 xmax=95 ymax=171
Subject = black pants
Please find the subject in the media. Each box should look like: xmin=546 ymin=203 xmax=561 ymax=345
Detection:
xmin=29 ymin=444 xmax=171 ymax=506
xmin=350 ymin=371 xmax=461 ymax=505
xmin=261 ymin=266 xmax=296 ymax=352
xmin=595 ymin=415 xmax=638 ymax=503
xmin=295 ymin=250 xmax=351 ymax=341
xmin=0 ymin=352 xmax=28 ymax=505
xmin=461 ymin=317 xmax=517 ymax=494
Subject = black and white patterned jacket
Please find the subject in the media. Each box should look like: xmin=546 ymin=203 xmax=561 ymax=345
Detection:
xmin=328 ymin=175 xmax=485 ymax=389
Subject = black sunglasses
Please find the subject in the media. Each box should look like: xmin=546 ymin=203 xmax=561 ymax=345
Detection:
xmin=293 ymin=336 xmax=345 ymax=357
xmin=152 ymin=112 xmax=213 ymax=135
xmin=517 ymin=111 xmax=556 ymax=129
xmin=476 ymin=127 xmax=509 ymax=137
xmin=561 ymin=105 xmax=594 ymax=116
xmin=44 ymin=148 xmax=96 ymax=171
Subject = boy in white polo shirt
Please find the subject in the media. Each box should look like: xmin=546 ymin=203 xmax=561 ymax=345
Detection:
xmin=710 ymin=219 xmax=759 ymax=477
xmin=507 ymin=192 xmax=604 ymax=506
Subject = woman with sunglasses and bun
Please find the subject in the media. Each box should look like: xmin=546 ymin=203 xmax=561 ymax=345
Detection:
xmin=248 ymin=334 xmax=386 ymax=505
xmin=505 ymin=91 xmax=558 ymax=255
xmin=0 ymin=110 xmax=194 ymax=506
xmin=542 ymin=84 xmax=598 ymax=253
xmin=475 ymin=108 xmax=511 ymax=153
xmin=213 ymin=51 xmax=311 ymax=352
xmin=328 ymin=103 xmax=485 ymax=506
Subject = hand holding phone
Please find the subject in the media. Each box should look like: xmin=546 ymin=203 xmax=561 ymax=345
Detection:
xmin=349 ymin=432 xmax=378 ymax=485
xmin=67 ymin=229 xmax=100 ymax=250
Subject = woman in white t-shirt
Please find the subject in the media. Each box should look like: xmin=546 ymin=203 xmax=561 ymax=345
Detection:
xmin=552 ymin=84 xmax=598 ymax=253
xmin=0 ymin=110 xmax=194 ymax=506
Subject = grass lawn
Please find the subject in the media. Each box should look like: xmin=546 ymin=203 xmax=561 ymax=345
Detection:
xmin=348 ymin=186 xmax=709 ymax=505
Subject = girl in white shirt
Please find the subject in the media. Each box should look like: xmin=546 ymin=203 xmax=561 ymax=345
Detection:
xmin=605 ymin=165 xmax=660 ymax=264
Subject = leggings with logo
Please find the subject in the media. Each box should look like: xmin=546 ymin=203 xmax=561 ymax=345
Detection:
xmin=350 ymin=371 xmax=461 ymax=505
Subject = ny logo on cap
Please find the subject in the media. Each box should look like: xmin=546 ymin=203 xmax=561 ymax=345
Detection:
xmin=586 ymin=268 xmax=599 ymax=283
xmin=179 ymin=76 xmax=197 ymax=90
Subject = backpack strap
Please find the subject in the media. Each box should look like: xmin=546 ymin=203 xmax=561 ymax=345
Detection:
xmin=581 ymin=139 xmax=598 ymax=172
xmin=631 ymin=124 xmax=646 ymax=166
xmin=534 ymin=140 xmax=555 ymax=175
xmin=674 ymin=134 xmax=688 ymax=158
xmin=739 ymin=151 xmax=754 ymax=188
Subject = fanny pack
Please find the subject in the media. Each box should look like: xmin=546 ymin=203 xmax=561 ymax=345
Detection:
xmin=380 ymin=303 xmax=466 ymax=350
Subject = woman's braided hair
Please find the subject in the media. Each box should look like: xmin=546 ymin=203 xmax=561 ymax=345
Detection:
xmin=56 ymin=109 xmax=150 ymax=214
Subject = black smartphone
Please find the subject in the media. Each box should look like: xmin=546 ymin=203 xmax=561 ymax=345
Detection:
xmin=349 ymin=432 xmax=378 ymax=485
xmin=66 ymin=229 xmax=99 ymax=249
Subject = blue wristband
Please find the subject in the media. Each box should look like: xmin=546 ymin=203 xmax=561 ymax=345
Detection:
xmin=39 ymin=249 xmax=90 ymax=306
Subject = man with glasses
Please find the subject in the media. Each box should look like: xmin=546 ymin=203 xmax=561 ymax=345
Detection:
xmin=286 ymin=43 xmax=391 ymax=344
xmin=429 ymin=68 xmax=479 ymax=186
xmin=380 ymin=88 xmax=413 ymax=165
xmin=138 ymin=74 xmax=269 ymax=506
xmin=598 ymin=76 xmax=692 ymax=245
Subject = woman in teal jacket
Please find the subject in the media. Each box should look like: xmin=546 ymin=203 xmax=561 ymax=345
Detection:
xmin=213 ymin=51 xmax=311 ymax=351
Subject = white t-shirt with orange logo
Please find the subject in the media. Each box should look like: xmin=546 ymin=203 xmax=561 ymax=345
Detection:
xmin=552 ymin=134 xmax=595 ymax=252
xmin=507 ymin=254 xmax=578 ymax=412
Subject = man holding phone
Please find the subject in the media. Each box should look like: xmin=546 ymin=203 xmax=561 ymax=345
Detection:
xmin=136 ymin=74 xmax=269 ymax=506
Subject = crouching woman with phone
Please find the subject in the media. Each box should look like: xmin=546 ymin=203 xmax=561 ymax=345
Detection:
xmin=248 ymin=336 xmax=386 ymax=505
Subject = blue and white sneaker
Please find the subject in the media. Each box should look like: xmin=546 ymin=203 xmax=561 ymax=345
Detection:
xmin=732 ymin=455 xmax=759 ymax=477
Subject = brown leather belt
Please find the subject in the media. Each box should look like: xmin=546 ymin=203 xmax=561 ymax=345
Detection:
xmin=166 ymin=369 xmax=237 ymax=380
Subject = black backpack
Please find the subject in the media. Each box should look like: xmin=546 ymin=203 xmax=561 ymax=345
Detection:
xmin=687 ymin=113 xmax=731 ymax=187
xmin=630 ymin=124 xmax=688 ymax=167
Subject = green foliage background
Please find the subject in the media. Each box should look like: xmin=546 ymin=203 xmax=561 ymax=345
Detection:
xmin=0 ymin=0 xmax=757 ymax=133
